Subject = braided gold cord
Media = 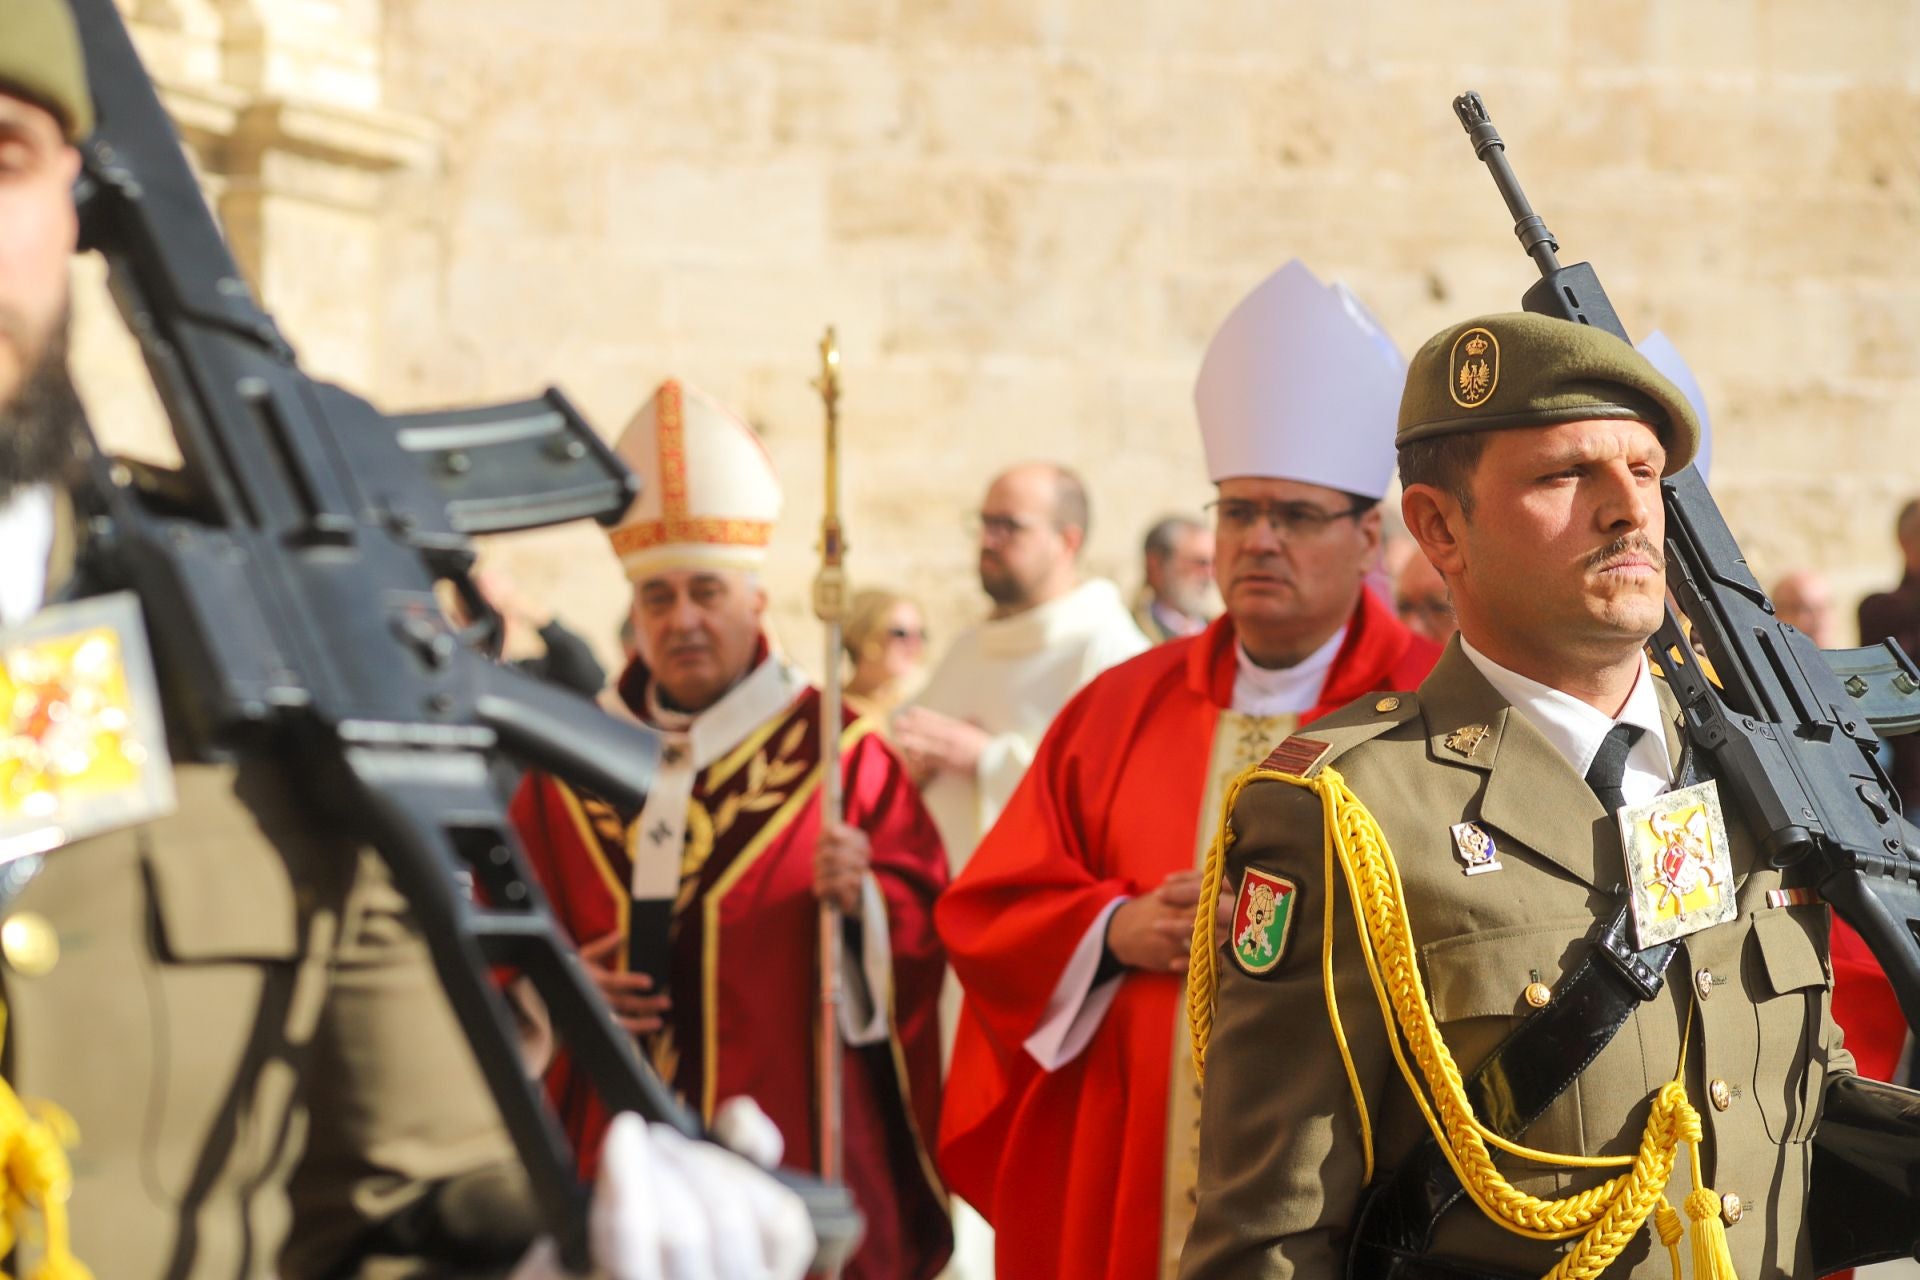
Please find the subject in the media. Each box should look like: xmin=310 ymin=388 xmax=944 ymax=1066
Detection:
xmin=1274 ymin=771 xmax=1728 ymax=1280
xmin=1190 ymin=765 xmax=1272 ymax=1084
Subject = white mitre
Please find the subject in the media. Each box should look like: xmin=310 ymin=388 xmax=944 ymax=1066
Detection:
xmin=1194 ymin=259 xmax=1405 ymax=500
xmin=1636 ymin=331 xmax=1714 ymax=482
xmin=606 ymin=379 xmax=783 ymax=581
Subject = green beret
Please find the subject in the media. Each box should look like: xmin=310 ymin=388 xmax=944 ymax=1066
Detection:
xmin=1397 ymin=312 xmax=1699 ymax=475
xmin=0 ymin=0 xmax=93 ymax=141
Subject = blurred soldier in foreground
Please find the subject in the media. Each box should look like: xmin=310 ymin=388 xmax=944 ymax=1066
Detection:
xmin=0 ymin=6 xmax=811 ymax=1274
xmin=1184 ymin=314 xmax=1848 ymax=1278
xmin=1134 ymin=515 xmax=1219 ymax=643
xmin=511 ymin=381 xmax=952 ymax=1280
xmin=936 ymin=262 xmax=1438 ymax=1280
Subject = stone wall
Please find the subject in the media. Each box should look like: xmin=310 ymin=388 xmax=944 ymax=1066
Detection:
xmin=86 ymin=0 xmax=1920 ymax=675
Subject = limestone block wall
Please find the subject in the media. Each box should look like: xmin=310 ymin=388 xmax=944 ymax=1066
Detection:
xmin=87 ymin=1 xmax=1920 ymax=678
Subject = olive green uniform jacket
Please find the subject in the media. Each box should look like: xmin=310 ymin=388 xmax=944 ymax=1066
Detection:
xmin=1181 ymin=640 xmax=1849 ymax=1280
xmin=4 ymin=497 xmax=532 ymax=1277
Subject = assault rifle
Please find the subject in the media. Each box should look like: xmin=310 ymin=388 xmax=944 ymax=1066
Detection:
xmin=68 ymin=1 xmax=858 ymax=1271
xmin=1453 ymin=90 xmax=1920 ymax=1025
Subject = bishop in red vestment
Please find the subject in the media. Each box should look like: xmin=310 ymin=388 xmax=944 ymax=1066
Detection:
xmin=937 ymin=262 xmax=1440 ymax=1279
xmin=512 ymin=380 xmax=951 ymax=1280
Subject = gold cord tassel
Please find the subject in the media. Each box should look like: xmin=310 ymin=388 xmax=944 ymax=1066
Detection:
xmin=1681 ymin=1128 xmax=1738 ymax=1280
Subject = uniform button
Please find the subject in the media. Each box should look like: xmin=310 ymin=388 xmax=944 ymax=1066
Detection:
xmin=1695 ymin=967 xmax=1714 ymax=1001
xmin=1720 ymin=1192 xmax=1743 ymax=1225
xmin=1709 ymin=1078 xmax=1732 ymax=1112
xmin=1523 ymin=981 xmax=1552 ymax=1008
xmin=1 ymin=913 xmax=59 ymax=977
xmin=1375 ymin=696 xmax=1401 ymax=713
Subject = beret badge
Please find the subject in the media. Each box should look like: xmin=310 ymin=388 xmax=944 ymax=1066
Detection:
xmin=1450 ymin=327 xmax=1499 ymax=409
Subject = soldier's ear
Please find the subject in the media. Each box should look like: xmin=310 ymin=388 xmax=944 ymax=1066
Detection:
xmin=1401 ymin=484 xmax=1466 ymax=579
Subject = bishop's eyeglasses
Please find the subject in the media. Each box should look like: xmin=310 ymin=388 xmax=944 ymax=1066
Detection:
xmin=1203 ymin=497 xmax=1372 ymax=539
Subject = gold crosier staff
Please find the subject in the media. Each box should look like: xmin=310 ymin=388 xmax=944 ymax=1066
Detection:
xmin=811 ymin=326 xmax=848 ymax=1266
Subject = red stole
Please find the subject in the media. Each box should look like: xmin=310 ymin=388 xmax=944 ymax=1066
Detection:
xmin=935 ymin=590 xmax=1439 ymax=1280
xmin=511 ymin=662 xmax=954 ymax=1280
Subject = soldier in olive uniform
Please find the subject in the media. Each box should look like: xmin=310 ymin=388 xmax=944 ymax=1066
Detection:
xmin=1182 ymin=314 xmax=1848 ymax=1279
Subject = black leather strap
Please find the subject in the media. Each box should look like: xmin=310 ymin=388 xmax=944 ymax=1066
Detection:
xmin=1348 ymin=904 xmax=1677 ymax=1278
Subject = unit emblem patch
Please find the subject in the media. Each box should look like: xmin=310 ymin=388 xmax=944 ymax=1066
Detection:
xmin=1619 ymin=780 xmax=1737 ymax=948
xmin=1230 ymin=868 xmax=1298 ymax=977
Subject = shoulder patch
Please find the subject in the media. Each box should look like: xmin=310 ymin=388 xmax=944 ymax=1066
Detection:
xmin=1230 ymin=868 xmax=1298 ymax=977
xmin=1262 ymin=735 xmax=1333 ymax=777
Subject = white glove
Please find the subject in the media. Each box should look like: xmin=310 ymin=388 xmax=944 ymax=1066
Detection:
xmin=509 ymin=1098 xmax=814 ymax=1280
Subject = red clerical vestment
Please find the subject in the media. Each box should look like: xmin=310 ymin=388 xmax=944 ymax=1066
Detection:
xmin=513 ymin=656 xmax=953 ymax=1280
xmin=937 ymin=591 xmax=1439 ymax=1280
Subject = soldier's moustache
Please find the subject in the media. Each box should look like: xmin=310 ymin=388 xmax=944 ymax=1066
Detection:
xmin=1586 ymin=533 xmax=1664 ymax=575
xmin=0 ymin=310 xmax=81 ymax=501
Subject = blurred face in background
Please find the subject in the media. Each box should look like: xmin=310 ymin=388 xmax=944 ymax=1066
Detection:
xmin=1393 ymin=547 xmax=1456 ymax=644
xmin=850 ymin=600 xmax=927 ymax=700
xmin=631 ymin=568 xmax=766 ymax=713
xmin=1771 ymin=570 xmax=1838 ymax=649
xmin=1149 ymin=524 xmax=1218 ymax=622
xmin=976 ymin=466 xmax=1081 ymax=613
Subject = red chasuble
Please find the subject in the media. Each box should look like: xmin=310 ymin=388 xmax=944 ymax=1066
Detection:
xmin=512 ymin=658 xmax=952 ymax=1280
xmin=937 ymin=591 xmax=1438 ymax=1280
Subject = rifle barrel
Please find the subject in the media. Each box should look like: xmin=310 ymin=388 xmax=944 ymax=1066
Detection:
xmin=1453 ymin=91 xmax=1562 ymax=277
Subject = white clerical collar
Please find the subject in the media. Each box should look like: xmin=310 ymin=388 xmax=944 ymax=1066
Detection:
xmin=1460 ymin=635 xmax=1673 ymax=804
xmin=643 ymin=652 xmax=806 ymax=770
xmin=1231 ymin=623 xmax=1348 ymax=717
xmin=0 ymin=485 xmax=54 ymax=626
xmin=978 ymin=578 xmax=1126 ymax=657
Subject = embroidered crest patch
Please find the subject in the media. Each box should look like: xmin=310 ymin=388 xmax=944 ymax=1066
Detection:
xmin=1619 ymin=780 xmax=1737 ymax=948
xmin=1230 ymin=867 xmax=1298 ymax=977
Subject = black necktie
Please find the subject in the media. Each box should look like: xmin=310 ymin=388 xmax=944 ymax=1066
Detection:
xmin=1584 ymin=723 xmax=1645 ymax=815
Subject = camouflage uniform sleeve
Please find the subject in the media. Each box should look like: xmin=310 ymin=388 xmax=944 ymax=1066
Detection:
xmin=283 ymin=850 xmax=539 ymax=1278
xmin=1179 ymin=771 xmax=1394 ymax=1280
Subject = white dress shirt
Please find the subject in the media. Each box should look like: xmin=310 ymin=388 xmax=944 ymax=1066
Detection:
xmin=0 ymin=485 xmax=54 ymax=626
xmin=1460 ymin=636 xmax=1674 ymax=805
xmin=1230 ymin=624 xmax=1348 ymax=718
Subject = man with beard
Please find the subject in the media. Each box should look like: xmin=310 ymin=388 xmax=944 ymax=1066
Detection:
xmin=1183 ymin=314 xmax=1844 ymax=1279
xmin=896 ymin=462 xmax=1147 ymax=879
xmin=935 ymin=261 xmax=1439 ymax=1280
xmin=0 ymin=6 xmax=812 ymax=1275
xmin=511 ymin=379 xmax=952 ymax=1280
xmin=1133 ymin=515 xmax=1219 ymax=644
